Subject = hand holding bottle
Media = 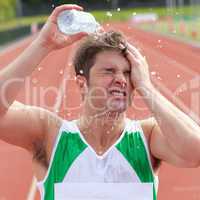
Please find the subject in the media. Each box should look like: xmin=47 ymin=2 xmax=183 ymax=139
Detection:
xmin=35 ymin=4 xmax=88 ymax=51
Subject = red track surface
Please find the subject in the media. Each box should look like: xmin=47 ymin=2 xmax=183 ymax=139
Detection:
xmin=0 ymin=22 xmax=199 ymax=200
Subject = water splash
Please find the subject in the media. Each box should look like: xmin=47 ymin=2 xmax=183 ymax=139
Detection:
xmin=151 ymin=71 xmax=156 ymax=76
xmin=106 ymin=11 xmax=112 ymax=17
xmin=172 ymin=30 xmax=177 ymax=34
xmin=59 ymin=70 xmax=64 ymax=75
xmin=157 ymin=76 xmax=162 ymax=80
xmin=32 ymin=78 xmax=38 ymax=84
xmin=38 ymin=67 xmax=42 ymax=71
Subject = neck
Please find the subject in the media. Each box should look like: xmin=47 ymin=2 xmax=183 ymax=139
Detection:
xmin=77 ymin=109 xmax=126 ymax=149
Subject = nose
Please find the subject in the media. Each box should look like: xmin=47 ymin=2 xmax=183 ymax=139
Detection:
xmin=113 ymin=72 xmax=127 ymax=88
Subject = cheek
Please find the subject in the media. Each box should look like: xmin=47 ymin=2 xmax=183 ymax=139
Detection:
xmin=90 ymin=75 xmax=113 ymax=88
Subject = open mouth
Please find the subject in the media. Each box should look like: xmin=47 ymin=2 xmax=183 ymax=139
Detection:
xmin=109 ymin=89 xmax=126 ymax=97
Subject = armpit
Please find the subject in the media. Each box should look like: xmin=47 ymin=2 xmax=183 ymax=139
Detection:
xmin=32 ymin=140 xmax=49 ymax=168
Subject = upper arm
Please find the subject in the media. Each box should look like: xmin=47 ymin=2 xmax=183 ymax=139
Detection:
xmin=141 ymin=118 xmax=198 ymax=168
xmin=0 ymin=101 xmax=61 ymax=155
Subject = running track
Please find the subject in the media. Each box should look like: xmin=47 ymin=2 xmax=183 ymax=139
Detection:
xmin=0 ymin=22 xmax=199 ymax=200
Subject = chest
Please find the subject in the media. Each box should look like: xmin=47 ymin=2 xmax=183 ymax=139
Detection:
xmin=63 ymin=147 xmax=141 ymax=183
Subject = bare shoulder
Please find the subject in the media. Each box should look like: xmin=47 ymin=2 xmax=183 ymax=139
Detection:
xmin=31 ymin=107 xmax=63 ymax=167
xmin=42 ymin=109 xmax=63 ymax=163
xmin=0 ymin=101 xmax=62 ymax=167
xmin=139 ymin=117 xmax=161 ymax=172
xmin=139 ymin=117 xmax=156 ymax=142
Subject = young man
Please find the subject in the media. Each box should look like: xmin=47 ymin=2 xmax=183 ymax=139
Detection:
xmin=0 ymin=4 xmax=200 ymax=200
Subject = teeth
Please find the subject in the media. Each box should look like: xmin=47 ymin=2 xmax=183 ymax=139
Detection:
xmin=111 ymin=91 xmax=124 ymax=96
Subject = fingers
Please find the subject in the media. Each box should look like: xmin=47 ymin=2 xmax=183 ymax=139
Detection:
xmin=72 ymin=32 xmax=88 ymax=40
xmin=66 ymin=32 xmax=88 ymax=45
xmin=127 ymin=43 xmax=143 ymax=60
xmin=51 ymin=4 xmax=83 ymax=22
xmin=126 ymin=49 xmax=140 ymax=67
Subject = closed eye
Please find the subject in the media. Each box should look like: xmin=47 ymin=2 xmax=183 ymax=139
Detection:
xmin=105 ymin=68 xmax=114 ymax=73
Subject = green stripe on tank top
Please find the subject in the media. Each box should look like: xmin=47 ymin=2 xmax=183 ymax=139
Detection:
xmin=116 ymin=131 xmax=157 ymax=200
xmin=43 ymin=131 xmax=87 ymax=200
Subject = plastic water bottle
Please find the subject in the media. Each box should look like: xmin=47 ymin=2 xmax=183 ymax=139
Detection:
xmin=57 ymin=9 xmax=100 ymax=35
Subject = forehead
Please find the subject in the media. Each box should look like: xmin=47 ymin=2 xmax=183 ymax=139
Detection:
xmin=93 ymin=50 xmax=130 ymax=70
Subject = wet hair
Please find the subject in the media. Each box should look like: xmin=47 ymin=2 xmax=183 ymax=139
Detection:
xmin=73 ymin=30 xmax=127 ymax=81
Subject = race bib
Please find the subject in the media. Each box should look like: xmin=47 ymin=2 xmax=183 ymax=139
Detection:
xmin=54 ymin=182 xmax=153 ymax=200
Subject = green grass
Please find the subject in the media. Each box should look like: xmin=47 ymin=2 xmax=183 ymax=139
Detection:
xmin=0 ymin=5 xmax=200 ymax=44
xmin=0 ymin=15 xmax=47 ymax=31
xmin=1 ymin=5 xmax=200 ymax=31
xmin=91 ymin=6 xmax=200 ymax=23
xmin=138 ymin=18 xmax=200 ymax=42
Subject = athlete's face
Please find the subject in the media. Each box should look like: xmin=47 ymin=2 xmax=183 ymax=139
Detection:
xmin=78 ymin=50 xmax=134 ymax=115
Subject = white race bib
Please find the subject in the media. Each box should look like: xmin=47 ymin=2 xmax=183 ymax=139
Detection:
xmin=54 ymin=182 xmax=153 ymax=200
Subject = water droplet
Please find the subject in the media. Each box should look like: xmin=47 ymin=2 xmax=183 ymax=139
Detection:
xmin=67 ymin=113 xmax=71 ymax=116
xmin=32 ymin=78 xmax=38 ymax=84
xmin=172 ymin=30 xmax=176 ymax=34
xmin=177 ymin=74 xmax=181 ymax=78
xmin=59 ymin=70 xmax=64 ymax=75
xmin=38 ymin=67 xmax=42 ymax=71
xmin=151 ymin=71 xmax=156 ymax=76
xmin=175 ymin=88 xmax=183 ymax=95
xmin=55 ymin=109 xmax=59 ymax=113
xmin=158 ymin=39 xmax=161 ymax=43
xmin=98 ymin=150 xmax=103 ymax=155
xmin=79 ymin=69 xmax=84 ymax=74
xmin=157 ymin=76 xmax=162 ymax=80
xmin=132 ymin=12 xmax=137 ymax=16
xmin=117 ymin=8 xmax=121 ymax=12
xmin=106 ymin=23 xmax=110 ymax=27
xmin=106 ymin=11 xmax=112 ymax=17
xmin=52 ymin=4 xmax=55 ymax=8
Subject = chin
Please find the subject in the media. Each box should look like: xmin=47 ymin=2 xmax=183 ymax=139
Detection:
xmin=107 ymin=101 xmax=127 ymax=113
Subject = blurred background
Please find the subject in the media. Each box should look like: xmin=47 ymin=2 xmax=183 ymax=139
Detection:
xmin=0 ymin=1 xmax=200 ymax=200
xmin=0 ymin=0 xmax=200 ymax=47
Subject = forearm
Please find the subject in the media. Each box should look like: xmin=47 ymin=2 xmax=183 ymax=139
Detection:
xmin=140 ymin=84 xmax=200 ymax=160
xmin=0 ymin=39 xmax=51 ymax=114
